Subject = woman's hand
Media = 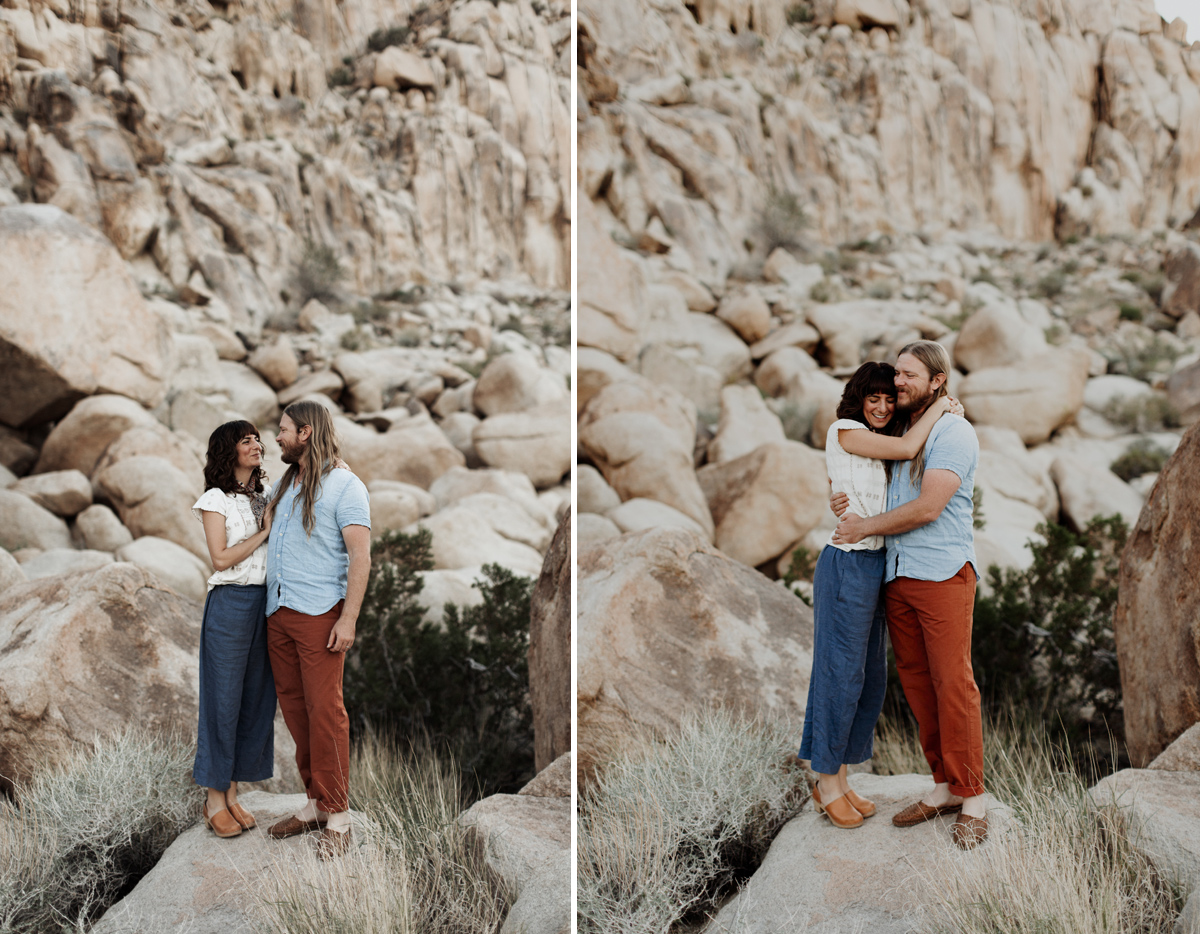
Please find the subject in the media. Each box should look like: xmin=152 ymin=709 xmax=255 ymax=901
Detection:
xmin=334 ymin=458 xmax=351 ymax=471
xmin=260 ymin=500 xmax=276 ymax=534
xmin=947 ymin=395 xmax=964 ymax=417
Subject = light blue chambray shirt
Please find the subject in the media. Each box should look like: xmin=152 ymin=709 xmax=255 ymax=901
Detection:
xmin=265 ymin=468 xmax=371 ymax=617
xmin=884 ymin=415 xmax=979 ymax=584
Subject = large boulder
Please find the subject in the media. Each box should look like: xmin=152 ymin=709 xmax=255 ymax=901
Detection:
xmin=336 ymin=414 xmax=466 ymax=489
xmin=93 ymin=456 xmax=206 ymax=560
xmin=577 ymin=528 xmax=814 ymax=774
xmin=0 ymin=549 xmax=27 ymax=596
xmin=959 ymin=347 xmax=1091 ymax=445
xmin=429 ymin=466 xmax=553 ymax=528
xmin=709 ymin=773 xmax=1010 ymax=934
xmin=708 ymin=384 xmax=787 ymax=464
xmin=33 ymin=394 xmax=158 ymax=477
xmin=9 ymin=468 xmax=92 ymax=516
xmin=116 ymin=537 xmax=211 ymax=603
xmin=953 ymin=296 xmax=1048 ymax=373
xmin=576 ymin=464 xmax=621 ymax=515
xmin=473 ymin=400 xmax=572 ymax=490
xmin=1162 ymin=239 xmax=1200 ymax=319
xmin=74 ymin=503 xmax=134 ymax=552
xmin=404 ymin=509 xmax=544 ymax=577
xmin=1150 ymin=723 xmax=1200 ymax=772
xmin=1114 ymin=422 xmax=1200 ymax=765
xmin=697 ymin=442 xmax=830 ymax=569
xmin=19 ymin=548 xmax=114 ymax=580
xmin=529 ymin=510 xmax=570 ymax=772
xmin=1049 ymin=454 xmax=1145 ymax=530
xmin=0 ymin=205 xmax=171 ymax=427
xmin=0 ymin=564 xmax=198 ymax=788
xmin=578 ymin=377 xmax=714 ymax=537
xmin=0 ymin=489 xmax=72 ymax=551
xmin=473 ymin=350 xmax=566 ymax=416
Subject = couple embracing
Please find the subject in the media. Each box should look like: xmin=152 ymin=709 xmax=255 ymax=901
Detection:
xmin=188 ymin=400 xmax=371 ymax=857
xmin=799 ymin=340 xmax=988 ymax=850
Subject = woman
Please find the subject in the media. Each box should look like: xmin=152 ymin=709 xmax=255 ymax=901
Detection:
xmin=191 ymin=420 xmax=277 ymax=838
xmin=798 ymin=362 xmax=958 ymax=829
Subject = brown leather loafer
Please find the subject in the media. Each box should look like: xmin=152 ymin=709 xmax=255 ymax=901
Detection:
xmin=812 ymin=784 xmax=863 ymax=829
xmin=951 ymin=814 xmax=989 ymax=849
xmin=227 ymin=801 xmax=256 ymax=830
xmin=892 ymin=800 xmax=962 ymax=827
xmin=268 ymin=814 xmax=327 ymax=839
xmin=315 ymin=826 xmax=352 ymax=859
xmin=845 ymin=788 xmax=876 ymax=818
xmin=203 ymin=803 xmax=243 ymax=838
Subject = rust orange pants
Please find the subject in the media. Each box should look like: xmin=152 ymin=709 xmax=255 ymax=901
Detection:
xmin=885 ymin=565 xmax=985 ymax=797
xmin=267 ymin=602 xmax=350 ymax=813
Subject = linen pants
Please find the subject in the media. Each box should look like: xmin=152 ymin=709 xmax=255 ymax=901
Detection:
xmin=885 ymin=564 xmax=985 ymax=797
xmin=193 ymin=583 xmax=276 ymax=789
xmin=267 ymin=601 xmax=350 ymax=813
xmin=799 ymin=545 xmax=888 ymax=774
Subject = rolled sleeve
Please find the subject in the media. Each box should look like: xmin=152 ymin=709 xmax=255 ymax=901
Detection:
xmin=334 ymin=476 xmax=371 ymax=530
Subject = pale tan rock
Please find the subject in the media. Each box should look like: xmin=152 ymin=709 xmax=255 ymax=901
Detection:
xmin=578 ymin=527 xmax=814 ymax=774
xmin=0 ymin=563 xmax=200 ymax=786
xmin=0 ymin=490 xmax=73 ymax=552
xmin=1149 ymin=723 xmax=1200 ymax=772
xmin=454 ymin=492 xmax=552 ymax=552
xmin=473 ymin=350 xmax=566 ymax=416
xmin=369 ymin=490 xmax=424 ymax=539
xmin=529 ymin=512 xmax=570 ymax=772
xmin=297 ymin=300 xmax=355 ymax=342
xmin=193 ymin=323 xmax=248 ymax=362
xmin=959 ymin=348 xmax=1091 ymax=445
xmin=439 ymin=411 xmax=482 ymax=465
xmin=0 ymin=548 xmax=26 ymax=596
xmin=748 ymin=321 xmax=822 ymax=360
xmin=607 ymin=498 xmax=709 ymax=538
xmin=1115 ymin=421 xmax=1200 ymax=765
xmin=0 ymin=428 xmax=38 ymax=475
xmin=578 ymin=347 xmax=637 ymax=413
xmin=336 ymin=414 xmax=465 ymax=489
xmin=20 ymin=548 xmax=114 ymax=580
xmin=1167 ymin=358 xmax=1200 ymax=426
xmin=0 ymin=205 xmax=170 ymax=426
xmin=577 ymin=464 xmax=621 ymax=515
xmin=373 ymin=46 xmax=436 ymax=90
xmin=954 ymin=296 xmax=1048 ymax=373
xmin=92 ymin=424 xmax=206 ymax=492
xmin=697 ymin=441 xmax=830 ymax=569
xmin=716 ymin=287 xmax=771 ymax=344
xmin=246 ymin=334 xmax=299 ymax=391
xmin=93 ymin=456 xmax=206 ymax=561
xmin=334 ymin=352 xmax=388 ymax=415
xmin=578 ymin=377 xmax=713 ymax=536
xmin=762 ymin=249 xmax=825 ymax=295
xmin=709 ymin=385 xmax=787 ymax=464
xmin=473 ymin=400 xmax=571 ymax=490
xmin=115 ymin=537 xmax=211 ymax=603
xmin=367 ymin=479 xmax=436 ymax=517
xmin=75 ymin=504 xmax=134 ymax=552
xmin=429 ymin=466 xmax=550 ymax=527
xmin=431 ymin=382 xmax=478 ymax=419
xmin=658 ymin=270 xmax=716 ymax=311
xmin=1162 ymin=232 xmax=1200 ymax=319
xmin=578 ymin=196 xmax=643 ymax=361
xmin=579 ymin=512 xmax=622 ymax=552
xmin=10 ymin=469 xmax=92 ymax=517
xmin=277 ymin=369 xmax=345 ymax=407
xmin=404 ymin=508 xmax=544 ymax=577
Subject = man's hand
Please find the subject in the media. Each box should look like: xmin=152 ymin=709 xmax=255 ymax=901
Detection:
xmin=327 ymin=615 xmax=355 ymax=653
xmin=832 ymin=511 xmax=868 ymax=545
xmin=830 ymin=491 xmax=850 ymax=518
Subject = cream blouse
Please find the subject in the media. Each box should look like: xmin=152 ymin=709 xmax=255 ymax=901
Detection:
xmin=191 ymin=488 xmax=268 ymax=591
xmin=824 ymin=418 xmax=887 ymax=552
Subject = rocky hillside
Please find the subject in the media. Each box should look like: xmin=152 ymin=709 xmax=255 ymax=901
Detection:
xmin=576 ymin=0 xmax=1200 ymax=761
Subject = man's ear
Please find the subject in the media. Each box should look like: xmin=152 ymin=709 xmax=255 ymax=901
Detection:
xmin=298 ymin=425 xmax=312 ymax=442
xmin=933 ymin=373 xmax=947 ymax=392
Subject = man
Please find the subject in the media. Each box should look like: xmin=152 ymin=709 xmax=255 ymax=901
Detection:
xmin=831 ymin=340 xmax=988 ymax=849
xmin=263 ymin=400 xmax=371 ymax=856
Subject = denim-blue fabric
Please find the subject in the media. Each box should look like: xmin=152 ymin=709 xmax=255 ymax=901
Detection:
xmin=193 ymin=583 xmax=276 ymax=788
xmin=884 ymin=415 xmax=979 ymax=583
xmin=798 ymin=545 xmax=888 ymax=774
xmin=265 ymin=468 xmax=371 ymax=617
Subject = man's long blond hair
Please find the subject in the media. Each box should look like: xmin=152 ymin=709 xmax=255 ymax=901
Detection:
xmin=272 ymin=401 xmax=341 ymax=535
xmin=898 ymin=340 xmax=952 ymax=487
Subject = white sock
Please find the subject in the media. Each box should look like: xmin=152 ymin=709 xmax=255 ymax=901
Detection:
xmin=294 ymin=798 xmax=320 ymax=822
xmin=325 ymin=811 xmax=351 ymax=833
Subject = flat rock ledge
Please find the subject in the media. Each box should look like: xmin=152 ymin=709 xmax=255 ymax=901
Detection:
xmin=705 ymin=773 xmax=1012 ymax=934
xmin=92 ymin=791 xmax=367 ymax=934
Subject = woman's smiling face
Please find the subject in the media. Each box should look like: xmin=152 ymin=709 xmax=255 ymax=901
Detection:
xmin=863 ymin=392 xmax=895 ymax=430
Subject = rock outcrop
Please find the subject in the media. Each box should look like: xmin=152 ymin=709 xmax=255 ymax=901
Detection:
xmin=529 ymin=507 xmax=570 ymax=772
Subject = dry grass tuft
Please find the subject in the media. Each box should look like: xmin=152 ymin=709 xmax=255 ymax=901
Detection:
xmin=576 ymin=708 xmax=807 ymax=934
xmin=253 ymin=735 xmax=510 ymax=934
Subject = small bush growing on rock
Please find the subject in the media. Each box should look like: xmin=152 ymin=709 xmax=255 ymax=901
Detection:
xmin=367 ymin=24 xmax=411 ymax=51
xmin=1118 ymin=303 xmax=1143 ymax=322
xmin=1105 ymin=332 xmax=1181 ymax=382
xmin=344 ymin=529 xmax=535 ymax=794
xmin=1110 ymin=438 xmax=1170 ymax=482
xmin=1102 ymin=393 xmax=1180 ymax=432
xmin=1121 ymin=269 xmax=1165 ymax=305
xmin=1036 ymin=270 xmax=1067 ymax=298
xmin=757 ymin=187 xmax=808 ymax=253
xmin=296 ymin=237 xmax=345 ymax=303
xmin=786 ymin=2 xmax=814 ymax=24
xmin=0 ymin=730 xmax=199 ymax=933
xmin=577 ymin=710 xmax=807 ymax=934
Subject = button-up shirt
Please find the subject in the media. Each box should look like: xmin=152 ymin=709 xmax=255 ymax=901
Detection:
xmin=266 ymin=467 xmax=371 ymax=617
xmin=884 ymin=415 xmax=978 ymax=584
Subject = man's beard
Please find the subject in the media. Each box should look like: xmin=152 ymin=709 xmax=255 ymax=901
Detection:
xmin=279 ymin=440 xmax=305 ymax=464
xmin=897 ymin=384 xmax=936 ymax=413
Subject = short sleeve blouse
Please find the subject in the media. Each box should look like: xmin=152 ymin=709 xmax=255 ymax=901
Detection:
xmin=192 ymin=487 xmax=268 ymax=591
xmin=824 ymin=418 xmax=886 ymax=552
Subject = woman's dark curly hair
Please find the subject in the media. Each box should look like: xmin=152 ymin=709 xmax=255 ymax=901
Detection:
xmin=203 ymin=420 xmax=266 ymax=494
xmin=836 ymin=362 xmax=903 ymax=434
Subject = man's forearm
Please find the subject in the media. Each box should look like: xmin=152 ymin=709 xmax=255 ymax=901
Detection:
xmin=860 ymin=497 xmax=941 ymax=537
xmin=341 ymin=554 xmax=370 ymax=621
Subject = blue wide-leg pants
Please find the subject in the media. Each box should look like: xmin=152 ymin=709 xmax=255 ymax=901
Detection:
xmin=798 ymin=545 xmax=888 ymax=774
xmin=193 ymin=583 xmax=276 ymax=788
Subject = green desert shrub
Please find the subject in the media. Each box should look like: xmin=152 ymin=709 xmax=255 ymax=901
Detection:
xmin=296 ymin=237 xmax=345 ymax=303
xmin=367 ymin=24 xmax=411 ymax=51
xmin=343 ymin=529 xmax=535 ymax=795
xmin=757 ymin=187 xmax=808 ymax=253
xmin=254 ymin=735 xmax=509 ymax=934
xmin=577 ymin=709 xmax=807 ymax=934
xmin=1102 ymin=393 xmax=1180 ymax=433
xmin=0 ymin=730 xmax=199 ymax=933
xmin=1110 ymin=438 xmax=1171 ymax=482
